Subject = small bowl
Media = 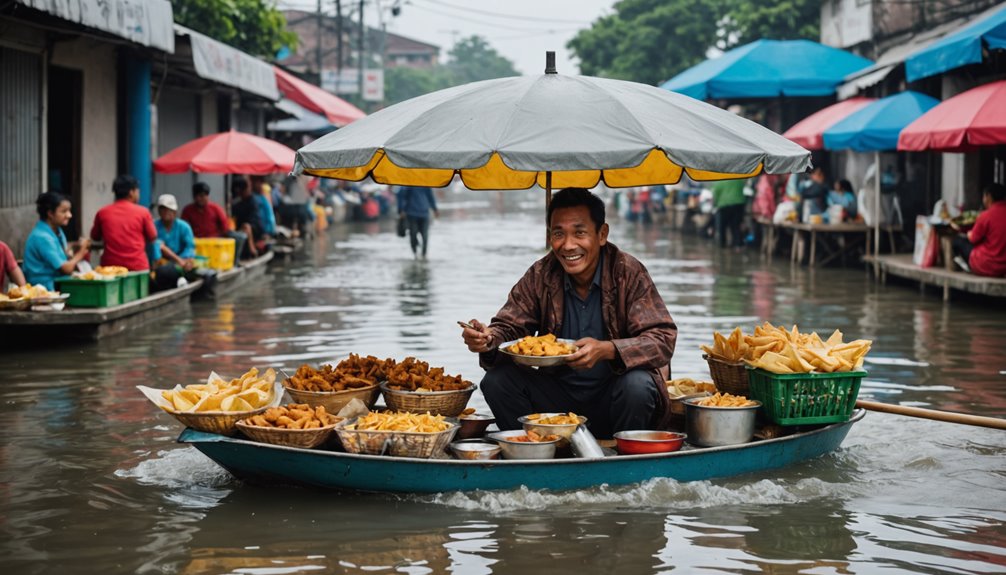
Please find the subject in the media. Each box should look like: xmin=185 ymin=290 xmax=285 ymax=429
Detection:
xmin=449 ymin=439 xmax=501 ymax=460
xmin=613 ymin=430 xmax=687 ymax=455
xmin=488 ymin=429 xmax=559 ymax=460
xmin=457 ymin=413 xmax=496 ymax=439
xmin=518 ymin=413 xmax=588 ymax=442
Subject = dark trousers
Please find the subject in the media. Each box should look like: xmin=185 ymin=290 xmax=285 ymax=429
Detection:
xmin=407 ymin=215 xmax=430 ymax=256
xmin=224 ymin=230 xmax=248 ymax=262
xmin=715 ymin=203 xmax=745 ymax=247
xmin=952 ymin=235 xmax=973 ymax=263
xmin=480 ymin=361 xmax=659 ymax=439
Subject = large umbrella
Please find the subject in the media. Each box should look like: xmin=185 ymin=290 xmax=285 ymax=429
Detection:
xmin=153 ymin=130 xmax=296 ymax=175
xmin=659 ymin=40 xmax=873 ymax=100
xmin=295 ymin=53 xmax=811 ymax=192
xmin=783 ymin=97 xmax=875 ymax=150
xmin=897 ymin=80 xmax=1006 ymax=152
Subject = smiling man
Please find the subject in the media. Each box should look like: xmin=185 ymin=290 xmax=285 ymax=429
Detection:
xmin=461 ymin=188 xmax=678 ymax=438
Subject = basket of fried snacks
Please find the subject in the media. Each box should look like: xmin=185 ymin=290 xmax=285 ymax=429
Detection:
xmin=701 ymin=327 xmax=751 ymax=396
xmin=380 ymin=357 xmax=475 ymax=417
xmin=282 ymin=354 xmax=394 ymax=412
xmin=334 ymin=411 xmax=459 ymax=458
xmin=236 ymin=403 xmax=342 ymax=448
xmin=138 ymin=367 xmax=282 ymax=436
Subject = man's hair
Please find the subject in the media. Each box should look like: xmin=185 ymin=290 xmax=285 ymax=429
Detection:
xmin=547 ymin=188 xmax=605 ymax=231
xmin=192 ymin=182 xmax=211 ymax=196
xmin=113 ymin=175 xmax=139 ymax=199
xmin=231 ymin=177 xmax=249 ymax=195
xmin=837 ymin=179 xmax=853 ymax=193
xmin=985 ymin=183 xmax=1006 ymax=202
xmin=36 ymin=191 xmax=68 ymax=220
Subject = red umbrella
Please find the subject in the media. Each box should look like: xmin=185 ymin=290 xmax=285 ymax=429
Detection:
xmin=783 ymin=97 xmax=875 ymax=150
xmin=275 ymin=67 xmax=366 ymax=127
xmin=898 ymin=80 xmax=1006 ymax=152
xmin=153 ymin=130 xmax=296 ymax=175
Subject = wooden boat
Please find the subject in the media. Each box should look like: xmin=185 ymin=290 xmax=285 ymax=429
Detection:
xmin=0 ymin=280 xmax=203 ymax=343
xmin=179 ymin=410 xmax=864 ymax=493
xmin=207 ymin=251 xmax=274 ymax=291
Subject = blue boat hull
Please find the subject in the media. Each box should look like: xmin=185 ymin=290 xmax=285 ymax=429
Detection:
xmin=178 ymin=410 xmax=864 ymax=493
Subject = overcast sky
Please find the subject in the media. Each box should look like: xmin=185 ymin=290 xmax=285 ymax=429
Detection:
xmin=277 ymin=0 xmax=618 ymax=75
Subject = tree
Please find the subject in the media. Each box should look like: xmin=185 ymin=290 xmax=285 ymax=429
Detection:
xmin=172 ymin=0 xmax=297 ymax=59
xmin=568 ymin=0 xmax=821 ymax=86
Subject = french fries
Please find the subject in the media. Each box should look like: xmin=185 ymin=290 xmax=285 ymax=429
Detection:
xmin=160 ymin=367 xmax=276 ymax=413
xmin=743 ymin=322 xmax=871 ymax=374
xmin=507 ymin=334 xmax=576 ymax=357
xmin=700 ymin=327 xmax=748 ymax=363
xmin=346 ymin=411 xmax=451 ymax=433
xmin=695 ymin=392 xmax=758 ymax=408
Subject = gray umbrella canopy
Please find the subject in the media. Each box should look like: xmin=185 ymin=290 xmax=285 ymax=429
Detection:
xmin=295 ymin=68 xmax=811 ymax=190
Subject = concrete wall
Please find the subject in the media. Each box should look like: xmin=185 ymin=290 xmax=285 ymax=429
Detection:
xmin=50 ymin=38 xmax=118 ymax=240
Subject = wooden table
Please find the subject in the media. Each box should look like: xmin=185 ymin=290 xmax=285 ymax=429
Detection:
xmin=782 ymin=222 xmax=898 ymax=267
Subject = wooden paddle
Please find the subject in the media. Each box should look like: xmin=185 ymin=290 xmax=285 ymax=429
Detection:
xmin=856 ymin=400 xmax=1006 ymax=430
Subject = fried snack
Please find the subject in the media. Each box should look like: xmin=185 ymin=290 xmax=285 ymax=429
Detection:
xmin=508 ymin=430 xmax=561 ymax=443
xmin=525 ymin=412 xmax=581 ymax=425
xmin=695 ymin=392 xmax=758 ymax=408
xmin=94 ymin=265 xmax=129 ymax=277
xmin=384 ymin=356 xmax=471 ymax=392
xmin=285 ymin=354 xmax=395 ymax=392
xmin=700 ymin=327 xmax=749 ymax=363
xmin=245 ymin=403 xmax=338 ymax=429
xmin=160 ymin=367 xmax=275 ymax=413
xmin=345 ymin=411 xmax=451 ymax=433
xmin=459 ymin=407 xmax=476 ymax=417
xmin=666 ymin=378 xmax=717 ymax=397
xmin=743 ymin=322 xmax=872 ymax=374
xmin=506 ymin=334 xmax=576 ymax=357
xmin=5 ymin=283 xmax=57 ymax=300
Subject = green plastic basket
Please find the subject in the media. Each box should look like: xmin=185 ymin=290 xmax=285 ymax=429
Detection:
xmin=746 ymin=367 xmax=865 ymax=426
xmin=120 ymin=271 xmax=150 ymax=303
xmin=55 ymin=276 xmax=122 ymax=308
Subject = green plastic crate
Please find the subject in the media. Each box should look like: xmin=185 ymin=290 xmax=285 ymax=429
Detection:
xmin=55 ymin=276 xmax=122 ymax=308
xmin=121 ymin=271 xmax=150 ymax=303
xmin=746 ymin=367 xmax=865 ymax=426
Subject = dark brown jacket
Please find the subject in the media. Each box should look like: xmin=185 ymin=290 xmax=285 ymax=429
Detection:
xmin=480 ymin=242 xmax=677 ymax=427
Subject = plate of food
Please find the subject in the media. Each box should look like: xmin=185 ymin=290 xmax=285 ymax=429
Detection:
xmin=498 ymin=334 xmax=578 ymax=367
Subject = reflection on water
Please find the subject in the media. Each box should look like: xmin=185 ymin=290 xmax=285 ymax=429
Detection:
xmin=1 ymin=197 xmax=1004 ymax=574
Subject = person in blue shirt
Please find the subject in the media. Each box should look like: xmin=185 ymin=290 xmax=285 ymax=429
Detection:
xmin=827 ymin=179 xmax=858 ymax=222
xmin=149 ymin=194 xmax=196 ymax=270
xmin=254 ymin=183 xmax=277 ymax=237
xmin=397 ymin=185 xmax=439 ymax=259
xmin=23 ymin=191 xmax=91 ymax=290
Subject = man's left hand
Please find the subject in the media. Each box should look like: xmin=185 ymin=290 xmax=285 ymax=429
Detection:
xmin=566 ymin=338 xmax=615 ymax=370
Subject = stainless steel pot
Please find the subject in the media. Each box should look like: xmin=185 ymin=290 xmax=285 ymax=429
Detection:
xmin=683 ymin=399 xmax=761 ymax=447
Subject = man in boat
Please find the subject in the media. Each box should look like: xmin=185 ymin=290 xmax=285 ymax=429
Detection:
xmin=231 ymin=177 xmax=265 ymax=259
xmin=89 ymin=175 xmax=158 ymax=272
xmin=461 ymin=188 xmax=677 ymax=438
xmin=952 ymin=183 xmax=1006 ymax=277
xmin=181 ymin=182 xmax=248 ymax=265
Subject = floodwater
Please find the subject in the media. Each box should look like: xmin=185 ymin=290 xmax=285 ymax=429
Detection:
xmin=2 ymin=190 xmax=1004 ymax=575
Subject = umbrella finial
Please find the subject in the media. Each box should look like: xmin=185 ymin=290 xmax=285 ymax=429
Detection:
xmin=545 ymin=51 xmax=557 ymax=74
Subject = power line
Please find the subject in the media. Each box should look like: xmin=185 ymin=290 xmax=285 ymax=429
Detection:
xmin=417 ymin=0 xmax=591 ymax=25
xmin=405 ymin=2 xmax=562 ymax=33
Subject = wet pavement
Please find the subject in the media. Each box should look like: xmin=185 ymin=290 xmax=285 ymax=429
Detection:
xmin=1 ymin=190 xmax=1004 ymax=574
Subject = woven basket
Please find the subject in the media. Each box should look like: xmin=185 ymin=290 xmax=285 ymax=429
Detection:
xmin=379 ymin=382 xmax=475 ymax=417
xmin=169 ymin=406 xmax=270 ymax=436
xmin=235 ymin=419 xmax=341 ymax=448
xmin=283 ymin=384 xmax=380 ymax=413
xmin=334 ymin=418 xmax=459 ymax=458
xmin=704 ymin=354 xmax=750 ymax=396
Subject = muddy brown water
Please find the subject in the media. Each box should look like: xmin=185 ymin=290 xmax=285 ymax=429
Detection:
xmin=2 ymin=192 xmax=1004 ymax=574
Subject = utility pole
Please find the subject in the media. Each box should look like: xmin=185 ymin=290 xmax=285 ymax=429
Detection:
xmin=336 ymin=0 xmax=343 ymax=79
xmin=358 ymin=0 xmax=365 ymax=104
xmin=316 ymin=0 xmax=323 ymax=80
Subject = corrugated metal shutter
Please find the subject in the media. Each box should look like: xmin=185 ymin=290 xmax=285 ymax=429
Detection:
xmin=0 ymin=46 xmax=42 ymax=209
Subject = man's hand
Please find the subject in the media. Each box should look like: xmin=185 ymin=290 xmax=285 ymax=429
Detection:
xmin=461 ymin=319 xmax=494 ymax=353
xmin=182 ymin=258 xmax=195 ymax=272
xmin=566 ymin=338 xmax=616 ymax=370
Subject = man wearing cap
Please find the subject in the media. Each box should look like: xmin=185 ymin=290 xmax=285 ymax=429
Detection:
xmin=151 ymin=194 xmax=196 ymax=271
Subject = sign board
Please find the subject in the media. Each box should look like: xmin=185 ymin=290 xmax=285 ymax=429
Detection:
xmin=321 ymin=69 xmax=359 ymax=95
xmin=185 ymin=26 xmax=279 ymax=100
xmin=362 ymin=69 xmax=384 ymax=102
xmin=21 ymin=0 xmax=175 ymax=52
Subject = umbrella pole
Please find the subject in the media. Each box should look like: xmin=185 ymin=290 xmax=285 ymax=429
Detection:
xmin=874 ymin=151 xmax=880 ymax=276
xmin=545 ymin=171 xmax=552 ymax=248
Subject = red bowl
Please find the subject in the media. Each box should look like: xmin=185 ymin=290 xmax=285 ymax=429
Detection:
xmin=613 ymin=430 xmax=687 ymax=455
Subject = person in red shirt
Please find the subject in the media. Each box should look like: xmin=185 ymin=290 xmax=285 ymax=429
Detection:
xmin=0 ymin=240 xmax=26 ymax=289
xmin=952 ymin=183 xmax=1006 ymax=277
xmin=180 ymin=182 xmax=248 ymax=263
xmin=90 ymin=175 xmax=158 ymax=271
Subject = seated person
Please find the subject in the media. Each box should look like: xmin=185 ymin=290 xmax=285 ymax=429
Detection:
xmin=460 ymin=188 xmax=678 ymax=438
xmin=181 ymin=182 xmax=248 ymax=262
xmin=0 ymin=240 xmax=26 ymax=290
xmin=255 ymin=182 xmax=277 ymax=238
xmin=800 ymin=167 xmax=829 ymax=221
xmin=231 ymin=177 xmax=264 ymax=259
xmin=952 ymin=183 xmax=1006 ymax=277
xmin=23 ymin=191 xmax=91 ymax=290
xmin=90 ymin=175 xmax=157 ymax=271
xmin=828 ymin=179 xmax=858 ymax=222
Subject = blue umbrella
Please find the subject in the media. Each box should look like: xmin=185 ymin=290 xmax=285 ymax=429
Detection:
xmin=823 ymin=91 xmax=940 ymax=152
xmin=660 ymin=39 xmax=873 ymax=100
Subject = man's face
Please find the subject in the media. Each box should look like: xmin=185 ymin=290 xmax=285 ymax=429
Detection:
xmin=158 ymin=206 xmax=176 ymax=223
xmin=812 ymin=170 xmax=825 ymax=184
xmin=128 ymin=187 xmax=140 ymax=203
xmin=194 ymin=193 xmax=209 ymax=207
xmin=550 ymin=205 xmax=608 ymax=283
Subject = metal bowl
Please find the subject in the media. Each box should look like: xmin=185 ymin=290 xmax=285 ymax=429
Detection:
xmin=449 ymin=439 xmax=501 ymax=460
xmin=613 ymin=430 xmax=687 ymax=455
xmin=488 ymin=429 xmax=559 ymax=460
xmin=457 ymin=413 xmax=496 ymax=439
xmin=518 ymin=413 xmax=588 ymax=441
xmin=498 ymin=338 xmax=578 ymax=367
xmin=683 ymin=398 xmax=761 ymax=447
